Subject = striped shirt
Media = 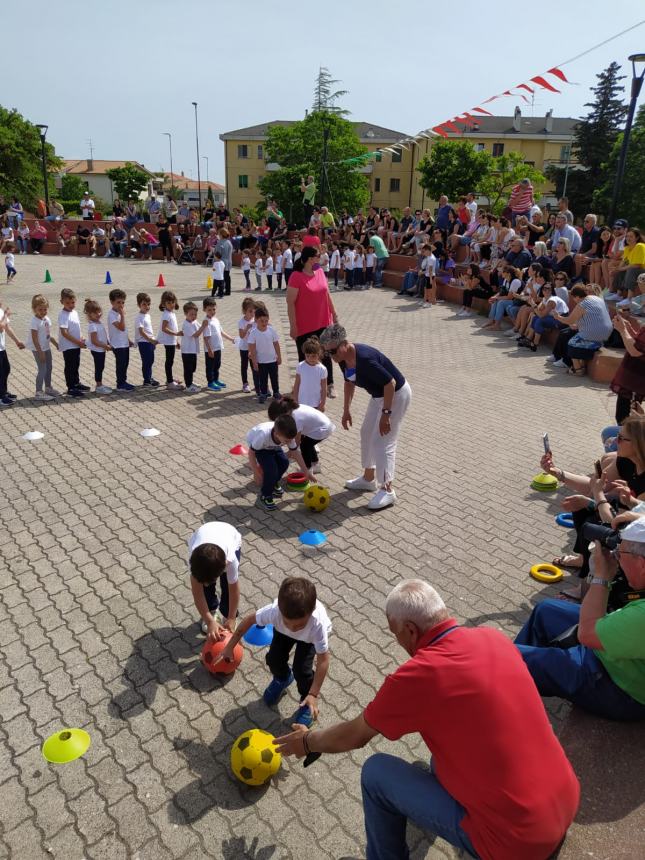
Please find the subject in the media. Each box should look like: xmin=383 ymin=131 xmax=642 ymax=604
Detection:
xmin=509 ymin=183 xmax=534 ymax=213
xmin=578 ymin=296 xmax=612 ymax=342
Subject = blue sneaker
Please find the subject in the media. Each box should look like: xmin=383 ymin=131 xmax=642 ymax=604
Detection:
xmin=263 ymin=671 xmax=294 ymax=705
xmin=117 ymin=383 xmax=136 ymax=392
xmin=294 ymin=705 xmax=314 ymax=728
xmin=207 ymin=381 xmax=220 ymax=391
xmin=215 ymin=380 xmax=227 ymax=389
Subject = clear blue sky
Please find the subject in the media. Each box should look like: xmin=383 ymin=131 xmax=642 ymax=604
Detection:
xmin=3 ymin=1 xmax=644 ymax=185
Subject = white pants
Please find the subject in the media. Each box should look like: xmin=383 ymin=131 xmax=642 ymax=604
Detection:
xmin=360 ymin=381 xmax=411 ymax=486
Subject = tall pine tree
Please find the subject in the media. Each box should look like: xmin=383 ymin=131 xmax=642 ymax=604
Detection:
xmin=311 ymin=67 xmax=349 ymax=116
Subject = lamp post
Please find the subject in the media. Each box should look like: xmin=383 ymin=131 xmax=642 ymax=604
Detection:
xmin=202 ymin=156 xmax=209 ymax=184
xmin=191 ymin=102 xmax=203 ymax=220
xmin=162 ymin=132 xmax=174 ymax=200
xmin=608 ymin=53 xmax=645 ymax=225
xmin=35 ymin=124 xmax=49 ymax=212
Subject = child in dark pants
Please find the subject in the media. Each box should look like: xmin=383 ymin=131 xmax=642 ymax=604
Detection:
xmin=246 ymin=414 xmax=313 ymax=511
xmin=188 ymin=521 xmax=242 ymax=640
xmin=58 ymin=288 xmax=89 ymax=397
xmin=238 ymin=297 xmax=258 ymax=393
xmin=0 ymin=303 xmax=25 ymax=406
xmin=85 ymin=299 xmax=113 ymax=394
xmin=247 ymin=306 xmax=282 ymax=403
xmin=107 ymin=288 xmax=135 ymax=392
xmin=218 ymin=577 xmax=332 ymax=727
xmin=202 ymin=297 xmax=235 ymax=391
xmin=157 ymin=290 xmax=184 ymax=390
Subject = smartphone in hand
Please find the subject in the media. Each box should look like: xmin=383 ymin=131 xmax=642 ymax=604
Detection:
xmin=542 ymin=433 xmax=551 ymax=456
xmin=594 ymin=459 xmax=603 ymax=478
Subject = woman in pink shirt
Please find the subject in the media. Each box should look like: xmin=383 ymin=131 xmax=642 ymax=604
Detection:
xmin=287 ymin=245 xmax=339 ymax=397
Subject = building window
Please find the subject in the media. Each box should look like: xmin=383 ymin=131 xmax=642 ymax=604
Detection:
xmin=391 ymin=150 xmax=402 ymax=163
xmin=237 ymin=144 xmax=248 ymax=158
xmin=492 ymin=143 xmax=504 ymax=157
xmin=560 ymin=144 xmax=571 ymax=162
xmin=238 ymin=175 xmax=248 ymax=189
xmin=374 ymin=178 xmax=381 ymax=192
xmin=389 ymin=178 xmax=400 ymax=192
xmin=257 ymin=145 xmax=263 ymax=159
xmin=474 ymin=143 xmax=485 ymax=152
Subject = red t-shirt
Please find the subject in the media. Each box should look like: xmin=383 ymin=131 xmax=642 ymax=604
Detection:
xmin=363 ymin=619 xmax=579 ymax=860
xmin=288 ymin=268 xmax=333 ymax=336
xmin=302 ymin=234 xmax=322 ymax=248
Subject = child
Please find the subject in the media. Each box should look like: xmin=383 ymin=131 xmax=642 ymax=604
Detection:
xmin=238 ymin=297 xmax=258 ymax=394
xmin=419 ymin=244 xmax=438 ymax=309
xmin=292 ymin=336 xmax=327 ymax=411
xmin=157 ymin=290 xmax=183 ymax=390
xmin=283 ymin=241 xmax=293 ymax=285
xmin=181 ymin=301 xmax=201 ymax=392
xmin=320 ymin=246 xmax=329 ymax=280
xmin=329 ymin=243 xmax=341 ymax=290
xmin=343 ymin=244 xmax=355 ymax=290
xmin=212 ymin=251 xmax=225 ymax=299
xmin=247 ymin=306 xmax=281 ymax=403
xmin=275 ymin=248 xmax=283 ymax=290
xmin=0 ymin=303 xmax=25 ymax=406
xmin=218 ymin=576 xmax=331 ymax=727
xmin=134 ymin=292 xmax=159 ymax=386
xmin=254 ymin=251 xmax=264 ymax=291
xmin=58 ymin=288 xmax=89 ymax=397
xmin=188 ymin=521 xmax=242 ymax=639
xmin=241 ymin=251 xmax=252 ymax=291
xmin=269 ymin=395 xmax=335 ymax=475
xmin=246 ymin=414 xmax=312 ymax=510
xmin=85 ymin=299 xmax=113 ymax=394
xmin=107 ymin=288 xmax=135 ymax=391
xmin=265 ymin=252 xmax=274 ymax=291
xmin=353 ymin=246 xmax=364 ymax=289
xmin=27 ymin=295 xmax=59 ymax=401
xmin=202 ymin=297 xmax=235 ymax=391
xmin=365 ymin=245 xmax=376 ymax=288
xmin=5 ymin=245 xmax=17 ymax=283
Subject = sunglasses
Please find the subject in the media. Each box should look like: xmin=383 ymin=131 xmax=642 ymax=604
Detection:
xmin=617 ymin=434 xmax=631 ymax=442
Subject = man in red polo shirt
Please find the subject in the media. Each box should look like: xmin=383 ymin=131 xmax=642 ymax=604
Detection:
xmin=275 ymin=580 xmax=579 ymax=860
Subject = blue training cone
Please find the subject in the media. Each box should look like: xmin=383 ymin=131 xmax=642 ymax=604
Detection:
xmin=298 ymin=529 xmax=327 ymax=547
xmin=104 ymin=271 xmax=112 ymax=285
xmin=243 ymin=624 xmax=274 ymax=647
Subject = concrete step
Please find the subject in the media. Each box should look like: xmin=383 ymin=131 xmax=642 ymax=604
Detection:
xmin=589 ymin=349 xmax=623 ymax=384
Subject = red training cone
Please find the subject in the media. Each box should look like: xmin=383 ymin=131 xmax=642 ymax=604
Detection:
xmin=229 ymin=444 xmax=249 ymax=455
xmin=157 ymin=273 xmax=165 ymax=288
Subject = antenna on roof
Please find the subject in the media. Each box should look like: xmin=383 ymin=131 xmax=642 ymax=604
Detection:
xmin=86 ymin=138 xmax=94 ymax=160
xmin=529 ymin=93 xmax=542 ymax=117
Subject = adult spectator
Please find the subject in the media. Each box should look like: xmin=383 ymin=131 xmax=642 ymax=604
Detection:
xmin=516 ymin=518 xmax=645 ymax=721
xmin=610 ymin=314 xmax=645 ymax=422
xmin=8 ymin=197 xmax=24 ymax=228
xmin=457 ymin=266 xmax=493 ymax=317
xmin=29 ymin=221 xmax=47 ymax=254
xmin=156 ymin=218 xmax=173 ymax=264
xmin=216 ymin=202 xmax=230 ymax=224
xmin=202 ymin=203 xmax=215 ymax=228
xmin=275 ymin=579 xmax=579 ymax=858
xmin=601 ymin=219 xmax=628 ymax=288
xmin=504 ymin=237 xmax=532 ymax=270
xmin=552 ymin=237 xmax=576 ymax=280
xmin=1 ymin=218 xmax=15 ymax=253
xmin=56 ymin=223 xmax=71 ymax=255
xmin=369 ymin=232 xmax=389 ymax=288
xmin=319 ymin=323 xmax=411 ymax=510
xmin=588 ymin=226 xmax=613 ymax=286
xmin=146 ymin=194 xmax=161 ymax=224
xmin=435 ymin=195 xmax=451 ymax=233
xmin=465 ymin=191 xmax=477 ymax=224
xmin=575 ymin=214 xmax=601 ymax=277
xmin=543 ymin=212 xmax=557 ymax=244
xmin=557 ymin=196 xmax=574 ymax=224
xmin=75 ymin=224 xmax=91 ymax=254
xmin=613 ymin=227 xmax=645 ymax=293
xmin=302 ymin=227 xmax=321 ymax=249
xmin=508 ymin=178 xmax=534 ymax=223
xmin=391 ymin=206 xmax=415 ymax=251
xmin=165 ymin=197 xmax=178 ymax=224
xmin=266 ymin=201 xmax=282 ymax=232
xmin=286 ymin=246 xmax=338 ymax=398
xmin=518 ymin=281 xmax=569 ymax=351
xmin=80 ymin=191 xmax=95 ymax=221
xmin=215 ymin=228 xmax=233 ymax=296
xmin=549 ymin=285 xmax=613 ymax=374
xmin=300 ymin=175 xmax=316 ymax=226
xmin=16 ymin=221 xmax=30 ymax=255
xmin=177 ymin=201 xmax=190 ymax=224
xmin=320 ymin=206 xmax=335 ymax=235
xmin=46 ymin=198 xmax=65 ymax=222
xmin=526 ymin=210 xmax=545 ymax=248
xmin=90 ymin=225 xmax=106 ymax=257
xmin=109 ymin=221 xmax=128 ymax=258
xmin=551 ymin=213 xmax=581 ymax=254
xmin=112 ymin=198 xmax=124 ymax=218
xmin=124 ymin=198 xmax=139 ymax=229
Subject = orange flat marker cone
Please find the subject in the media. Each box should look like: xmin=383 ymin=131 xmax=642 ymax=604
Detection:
xmin=44 ymin=269 xmax=53 ymax=283
xmin=104 ymin=271 xmax=112 ymax=285
xmin=157 ymin=273 xmax=165 ymax=288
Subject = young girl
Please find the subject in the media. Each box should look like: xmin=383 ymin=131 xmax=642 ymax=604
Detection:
xmin=254 ymin=251 xmax=264 ymax=291
xmin=157 ymin=290 xmax=183 ymax=390
xmin=275 ymin=247 xmax=283 ymax=290
xmin=5 ymin=246 xmax=16 ymax=283
xmin=268 ymin=394 xmax=335 ymax=475
xmin=365 ymin=246 xmax=376 ymax=288
xmin=320 ymin=246 xmax=329 ymax=280
xmin=28 ymin=294 xmax=59 ymax=400
xmin=238 ymin=297 xmax=258 ymax=394
xmin=292 ymin=336 xmax=327 ymax=412
xmin=329 ymin=243 xmax=341 ymax=290
xmin=181 ymin=301 xmax=202 ymax=393
xmin=84 ymin=299 xmax=113 ymax=394
xmin=265 ymin=252 xmax=274 ymax=291
xmin=242 ymin=251 xmax=251 ymax=290
xmin=353 ymin=246 xmax=364 ymax=289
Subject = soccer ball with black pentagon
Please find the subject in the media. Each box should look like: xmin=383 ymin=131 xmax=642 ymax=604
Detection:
xmin=230 ymin=729 xmax=281 ymax=786
xmin=303 ymin=484 xmax=331 ymax=512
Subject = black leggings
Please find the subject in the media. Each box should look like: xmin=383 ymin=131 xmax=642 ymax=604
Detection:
xmin=182 ymin=354 xmax=197 ymax=387
xmin=266 ymin=630 xmax=315 ymax=698
xmin=462 ymin=285 xmax=493 ymax=308
xmin=223 ymin=269 xmax=231 ymax=296
xmin=295 ymin=327 xmax=334 ymax=385
xmin=91 ymin=351 xmax=106 ymax=384
xmin=240 ymin=350 xmax=259 ymax=390
xmin=159 ymin=236 xmax=173 ymax=259
xmin=552 ymin=327 xmax=576 ymax=365
xmin=164 ymin=345 xmax=176 ymax=383
xmin=299 ymin=435 xmax=319 ymax=467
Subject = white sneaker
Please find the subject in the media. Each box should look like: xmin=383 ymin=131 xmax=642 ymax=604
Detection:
xmin=327 ymin=384 xmax=336 ymax=399
xmin=34 ymin=391 xmax=54 ymax=401
xmin=367 ymin=488 xmax=397 ymax=510
xmin=186 ymin=383 xmax=201 ymax=393
xmin=167 ymin=381 xmax=184 ymax=390
xmin=420 ymin=302 xmax=432 ymax=308
xmin=345 ymin=476 xmax=377 ymax=491
xmin=95 ymin=385 xmax=112 ymax=394
xmin=91 ymin=252 xmax=97 ymax=258
xmin=311 ymin=462 xmax=322 ymax=474
xmin=504 ymin=328 xmax=518 ymax=337
xmin=552 ymin=359 xmax=567 ymax=369
xmin=545 ymin=355 xmax=556 ymax=363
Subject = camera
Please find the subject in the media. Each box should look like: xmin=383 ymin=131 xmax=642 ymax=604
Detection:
xmin=580 ymin=522 xmax=622 ymax=551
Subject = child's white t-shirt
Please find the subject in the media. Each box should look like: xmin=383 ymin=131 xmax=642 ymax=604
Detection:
xmin=28 ymin=316 xmax=52 ymax=352
xmin=330 ymin=249 xmax=340 ymax=268
xmin=107 ymin=308 xmax=130 ymax=349
xmin=238 ymin=317 xmax=254 ymax=352
xmin=87 ymin=321 xmax=109 ymax=353
xmin=283 ymin=248 xmax=293 ymax=269
xmin=255 ymin=599 xmax=332 ymax=653
xmin=294 ymin=251 xmax=301 ymax=263
xmin=343 ymin=250 xmax=354 ymax=270
xmin=203 ymin=316 xmax=223 ymax=351
xmin=255 ymin=257 xmax=264 ymax=275
xmin=242 ymin=256 xmax=251 ymax=272
xmin=212 ymin=260 xmax=225 ymax=280
xmin=246 ymin=421 xmax=298 ymax=452
xmin=292 ymin=404 xmax=335 ymax=441
xmin=354 ymin=252 xmax=364 ymax=269
xmin=265 ymin=256 xmax=274 ymax=276
xmin=5 ymin=253 xmax=15 ymax=268
xmin=275 ymin=254 xmax=283 ymax=274
xmin=58 ymin=309 xmax=82 ymax=352
xmin=134 ymin=312 xmax=154 ymax=344
xmin=157 ymin=310 xmax=178 ymax=346
xmin=296 ymin=360 xmax=327 ymax=408
xmin=366 ymin=252 xmax=376 ymax=267
xmin=247 ymin=324 xmax=278 ymax=363
xmin=188 ymin=522 xmax=242 ymax=584
xmin=181 ymin=319 xmax=200 ymax=354
xmin=320 ymin=252 xmax=329 ymax=272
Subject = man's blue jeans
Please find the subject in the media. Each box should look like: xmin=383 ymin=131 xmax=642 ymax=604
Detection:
xmin=361 ymin=753 xmax=478 ymax=860
xmin=488 ymin=298 xmax=514 ymax=322
xmin=374 ymin=256 xmax=388 ymax=287
xmin=515 ymin=600 xmax=645 ymax=721
xmin=254 ymin=448 xmax=289 ymax=498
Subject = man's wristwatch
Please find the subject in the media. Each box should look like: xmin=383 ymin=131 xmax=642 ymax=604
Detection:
xmin=589 ymin=577 xmax=611 ymax=589
xmin=381 ymin=409 xmax=392 ymax=415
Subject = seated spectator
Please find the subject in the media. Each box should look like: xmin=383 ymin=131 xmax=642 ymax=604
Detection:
xmin=552 ymin=237 xmax=576 ymax=280
xmin=391 ymin=206 xmax=415 ymax=251
xmin=271 ymin=218 xmax=288 ymax=243
xmin=30 ymin=220 xmax=47 ymax=254
xmin=75 ymin=224 xmax=91 ymax=254
xmin=165 ymin=197 xmax=178 ymax=223
xmin=112 ymin=197 xmax=124 ymax=218
xmin=457 ymin=265 xmax=493 ymax=317
xmin=532 ymin=240 xmax=552 ymax=270
xmin=518 ymin=282 xmax=569 ymax=351
xmin=146 ymin=194 xmax=161 ymax=224
xmin=543 ymin=212 xmax=557 ymax=244
xmin=492 ymin=238 xmax=531 ymax=284
xmin=612 ymin=227 xmax=645 ymax=294
xmin=575 ymin=214 xmax=601 ymax=277
xmin=526 ymin=210 xmax=545 ymax=248
xmin=506 ymin=266 xmax=551 ymax=338
xmin=553 ymin=271 xmax=571 ymax=302
xmin=550 ymin=213 xmax=581 ymax=253
xmin=90 ymin=225 xmax=106 ymax=257
xmin=471 ymin=212 xmax=495 ymax=264
xmin=109 ymin=222 xmax=128 ymax=258
xmin=56 ymin=223 xmax=71 ymax=255
xmin=16 ymin=221 xmax=30 ymax=255
xmin=601 ymin=220 xmax=628 ymax=289
xmin=483 ymin=265 xmax=523 ymax=330
xmin=124 ymin=198 xmax=139 ymax=229
xmin=456 ymin=196 xmax=471 ymax=227
xmin=549 ymin=285 xmax=613 ymax=375
xmin=320 ymin=206 xmax=335 ymax=236
xmin=0 ymin=217 xmax=15 ymax=253
xmin=46 ymin=197 xmax=65 ymax=222
xmin=615 ymin=271 xmax=645 ymax=316
xmin=177 ymin=202 xmax=190 ymax=224
xmin=588 ymin=226 xmax=613 ymax=286
xmin=610 ymin=313 xmax=645 ymax=422
xmin=514 ymin=214 xmax=531 ymax=248
xmin=8 ymin=196 xmax=24 ymax=228
xmin=129 ymin=226 xmax=142 ymax=258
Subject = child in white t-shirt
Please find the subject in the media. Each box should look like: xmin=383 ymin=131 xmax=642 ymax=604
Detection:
xmin=238 ymin=297 xmax=258 ymax=394
xmin=202 ymin=296 xmax=235 ymax=391
xmin=5 ymin=249 xmax=17 ymax=283
xmin=320 ymin=248 xmax=329 ymax=274
xmin=247 ymin=305 xmax=281 ymax=403
xmin=343 ymin=245 xmax=355 ymax=290
xmin=269 ymin=392 xmax=335 ymax=475
xmin=329 ymin=243 xmax=341 ymax=290
xmin=242 ymin=251 xmax=251 ymax=290
xmin=365 ymin=246 xmax=376 ymax=288
xmin=181 ymin=301 xmax=202 ymax=392
xmin=254 ymin=251 xmax=264 ymax=291
xmin=212 ymin=252 xmax=226 ymax=299
xmin=0 ymin=302 xmax=25 ymax=406
xmin=292 ymin=336 xmax=327 ymax=411
xmin=58 ymin=288 xmax=88 ymax=397
xmin=217 ymin=576 xmax=332 ymax=727
xmin=420 ymin=246 xmax=438 ymax=309
xmin=188 ymin=521 xmax=242 ymax=639
xmin=275 ymin=250 xmax=284 ymax=290
xmin=265 ymin=253 xmax=274 ymax=291
xmin=107 ymin=288 xmax=134 ymax=391
xmin=245 ymin=415 xmax=311 ymax=509
xmin=85 ymin=298 xmax=112 ymax=394
xmin=157 ymin=290 xmax=183 ymax=390
xmin=353 ymin=247 xmax=365 ymax=289
xmin=283 ymin=242 xmax=293 ymax=285
xmin=134 ymin=291 xmax=159 ymax=386
xmin=28 ymin=294 xmax=59 ymax=400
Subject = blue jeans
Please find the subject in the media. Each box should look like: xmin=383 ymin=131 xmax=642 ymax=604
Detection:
xmin=361 ymin=754 xmax=478 ymax=860
xmin=203 ymin=548 xmax=240 ymax=617
xmin=138 ymin=342 xmax=155 ymax=383
xmin=254 ymin=448 xmax=289 ymax=498
xmin=488 ymin=298 xmax=514 ymax=322
xmin=374 ymin=256 xmax=388 ymax=287
xmin=515 ymin=600 xmax=645 ymax=721
xmin=398 ymin=271 xmax=420 ymax=295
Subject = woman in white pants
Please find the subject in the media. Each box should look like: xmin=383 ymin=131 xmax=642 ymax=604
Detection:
xmin=319 ymin=324 xmax=411 ymax=510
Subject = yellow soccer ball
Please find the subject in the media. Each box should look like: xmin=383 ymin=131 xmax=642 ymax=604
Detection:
xmin=303 ymin=484 xmax=331 ymax=512
xmin=230 ymin=729 xmax=281 ymax=786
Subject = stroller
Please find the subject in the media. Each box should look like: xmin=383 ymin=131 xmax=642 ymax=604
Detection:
xmin=176 ymin=243 xmax=197 ymax=265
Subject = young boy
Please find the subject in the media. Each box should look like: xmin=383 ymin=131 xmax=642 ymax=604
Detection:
xmin=5 ymin=246 xmax=17 ymax=283
xmin=241 ymin=251 xmax=252 ymax=291
xmin=275 ymin=248 xmax=283 ymax=290
xmin=343 ymin=244 xmax=355 ymax=290
xmin=58 ymin=288 xmax=89 ymax=397
xmin=247 ymin=307 xmax=281 ymax=403
xmin=246 ymin=414 xmax=313 ymax=510
xmin=188 ymin=521 xmax=242 ymax=640
xmin=107 ymin=288 xmax=135 ymax=391
xmin=212 ymin=252 xmax=225 ymax=299
xmin=282 ymin=241 xmax=293 ymax=285
xmin=202 ymin=297 xmax=235 ymax=391
xmin=365 ymin=245 xmax=376 ymax=288
xmin=419 ymin=244 xmax=438 ymax=308
xmin=134 ymin=292 xmax=159 ymax=386
xmin=254 ymin=251 xmax=264 ymax=291
xmin=218 ymin=577 xmax=331 ymax=727
xmin=181 ymin=301 xmax=201 ymax=392
xmin=0 ymin=303 xmax=25 ymax=406
xmin=329 ymin=242 xmax=341 ymax=290
xmin=264 ymin=252 xmax=274 ymax=291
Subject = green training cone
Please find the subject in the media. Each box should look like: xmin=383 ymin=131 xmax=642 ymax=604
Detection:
xmin=42 ymin=728 xmax=91 ymax=764
xmin=43 ymin=269 xmax=53 ymax=283
xmin=530 ymin=472 xmax=559 ymax=492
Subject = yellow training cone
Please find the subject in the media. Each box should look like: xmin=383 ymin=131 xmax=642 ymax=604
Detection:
xmin=204 ymin=275 xmax=213 ymax=291
xmin=42 ymin=728 xmax=91 ymax=764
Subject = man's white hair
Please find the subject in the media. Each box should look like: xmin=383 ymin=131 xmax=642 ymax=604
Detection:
xmin=386 ymin=580 xmax=447 ymax=630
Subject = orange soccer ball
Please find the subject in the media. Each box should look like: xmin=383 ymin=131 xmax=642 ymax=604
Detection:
xmin=201 ymin=634 xmax=243 ymax=675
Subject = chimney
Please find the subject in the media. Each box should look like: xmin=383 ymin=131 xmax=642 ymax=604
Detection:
xmin=87 ymin=158 xmax=94 ymax=172
xmin=545 ymin=109 xmax=553 ymax=133
xmin=513 ymin=106 xmax=521 ymax=132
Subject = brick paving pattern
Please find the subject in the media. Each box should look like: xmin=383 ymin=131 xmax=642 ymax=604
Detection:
xmin=0 ymin=256 xmax=643 ymax=860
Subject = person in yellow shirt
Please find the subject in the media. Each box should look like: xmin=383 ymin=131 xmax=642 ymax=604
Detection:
xmin=614 ymin=227 xmax=645 ymax=292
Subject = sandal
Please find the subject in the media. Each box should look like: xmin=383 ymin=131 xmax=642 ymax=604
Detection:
xmin=552 ymin=554 xmax=583 ymax=570
xmin=567 ymin=367 xmax=586 ymax=376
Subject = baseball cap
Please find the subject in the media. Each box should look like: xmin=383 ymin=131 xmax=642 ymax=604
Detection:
xmin=613 ymin=219 xmax=628 ymax=228
xmin=621 ymin=518 xmax=645 ymax=544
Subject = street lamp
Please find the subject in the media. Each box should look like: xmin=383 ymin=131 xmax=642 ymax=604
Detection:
xmin=35 ymin=124 xmax=49 ymax=211
xmin=608 ymin=53 xmax=645 ymax=225
xmin=162 ymin=132 xmax=174 ymax=199
xmin=202 ymin=156 xmax=209 ymax=184
xmin=191 ymin=102 xmax=203 ymax=220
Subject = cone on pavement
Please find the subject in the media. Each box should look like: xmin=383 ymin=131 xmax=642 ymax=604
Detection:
xmin=44 ymin=269 xmax=53 ymax=283
xmin=104 ymin=271 xmax=112 ymax=285
xmin=205 ymin=275 xmax=212 ymax=291
xmin=157 ymin=273 xmax=165 ymax=288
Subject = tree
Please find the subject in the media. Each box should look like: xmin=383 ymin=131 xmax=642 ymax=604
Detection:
xmin=105 ymin=162 xmax=150 ymax=201
xmin=258 ymin=113 xmax=369 ymax=223
xmin=593 ymin=103 xmax=645 ymax=226
xmin=206 ymin=185 xmax=215 ymax=207
xmin=416 ymin=139 xmax=492 ymax=202
xmin=311 ymin=67 xmax=349 ymax=116
xmin=478 ymin=152 xmax=546 ymax=214
xmin=59 ymin=173 xmax=98 ymax=216
xmin=0 ymin=106 xmax=62 ymax=210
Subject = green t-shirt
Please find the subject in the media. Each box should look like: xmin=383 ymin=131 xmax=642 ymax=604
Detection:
xmin=369 ymin=235 xmax=389 ymax=259
xmin=595 ymin=599 xmax=645 ymax=704
xmin=321 ymin=212 xmax=335 ymax=228
xmin=303 ymin=182 xmax=316 ymax=205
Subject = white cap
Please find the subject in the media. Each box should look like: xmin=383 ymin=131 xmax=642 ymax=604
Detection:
xmin=621 ymin=518 xmax=645 ymax=544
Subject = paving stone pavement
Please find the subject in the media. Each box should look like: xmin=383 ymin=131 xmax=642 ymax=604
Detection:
xmin=0 ymin=256 xmax=643 ymax=860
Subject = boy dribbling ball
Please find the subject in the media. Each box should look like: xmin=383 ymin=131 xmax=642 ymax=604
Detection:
xmin=188 ymin=521 xmax=242 ymax=640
